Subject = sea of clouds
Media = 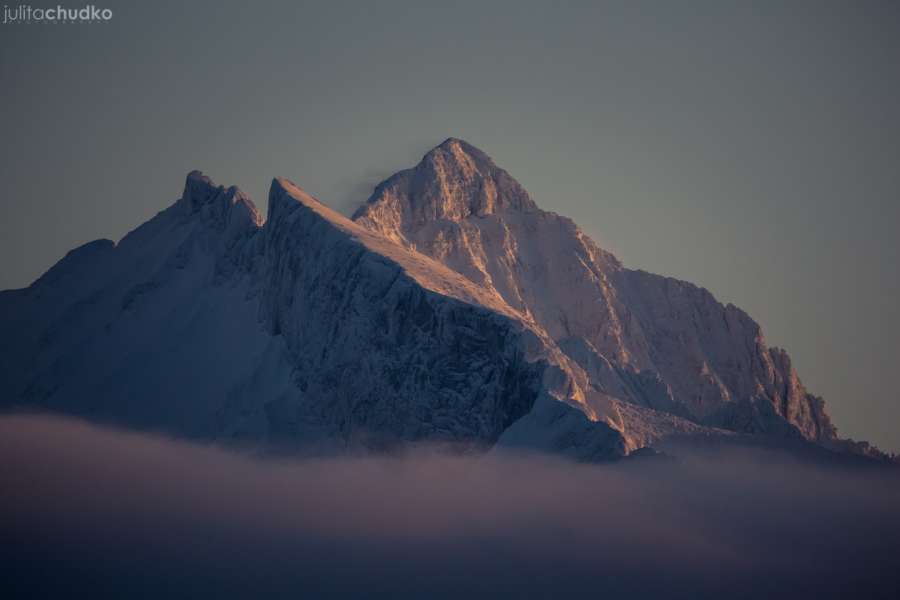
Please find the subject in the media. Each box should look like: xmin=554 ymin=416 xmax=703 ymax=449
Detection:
xmin=2 ymin=413 xmax=898 ymax=599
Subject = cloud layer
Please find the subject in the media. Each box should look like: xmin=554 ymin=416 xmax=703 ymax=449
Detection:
xmin=2 ymin=414 xmax=898 ymax=599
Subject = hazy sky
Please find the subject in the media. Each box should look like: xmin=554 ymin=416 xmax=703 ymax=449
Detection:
xmin=1 ymin=1 xmax=898 ymax=451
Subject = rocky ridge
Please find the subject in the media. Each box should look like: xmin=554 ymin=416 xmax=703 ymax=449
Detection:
xmin=354 ymin=138 xmax=884 ymax=457
xmin=0 ymin=140 xmax=888 ymax=461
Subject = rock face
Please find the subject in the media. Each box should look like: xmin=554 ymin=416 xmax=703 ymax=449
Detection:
xmin=0 ymin=170 xmax=627 ymax=459
xmin=0 ymin=139 xmax=881 ymax=460
xmin=354 ymin=138 xmax=838 ymax=445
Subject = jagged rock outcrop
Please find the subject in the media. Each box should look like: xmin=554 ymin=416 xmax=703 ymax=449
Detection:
xmin=255 ymin=177 xmax=620 ymax=452
xmin=353 ymin=138 xmax=841 ymax=446
xmin=0 ymin=171 xmax=627 ymax=458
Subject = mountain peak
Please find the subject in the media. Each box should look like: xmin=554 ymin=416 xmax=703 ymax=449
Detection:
xmin=428 ymin=137 xmax=496 ymax=167
xmin=182 ymin=170 xmax=218 ymax=208
xmin=417 ymin=138 xmax=518 ymax=192
xmin=180 ymin=170 xmax=262 ymax=228
xmin=437 ymin=136 xmax=467 ymax=147
xmin=267 ymin=176 xmax=304 ymax=222
xmin=353 ymin=139 xmax=537 ymax=240
xmin=267 ymin=177 xmax=352 ymax=229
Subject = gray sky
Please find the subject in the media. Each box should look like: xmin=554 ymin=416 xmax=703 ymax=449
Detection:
xmin=1 ymin=0 xmax=898 ymax=451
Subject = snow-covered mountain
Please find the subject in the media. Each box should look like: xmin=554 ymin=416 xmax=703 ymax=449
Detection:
xmin=0 ymin=141 xmax=886 ymax=460
xmin=354 ymin=139 xmax=836 ymax=441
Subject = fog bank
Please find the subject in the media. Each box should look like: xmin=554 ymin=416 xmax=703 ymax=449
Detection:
xmin=1 ymin=414 xmax=898 ymax=599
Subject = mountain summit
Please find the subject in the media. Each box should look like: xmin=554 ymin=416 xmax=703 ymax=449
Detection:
xmin=0 ymin=141 xmax=888 ymax=461
xmin=354 ymin=141 xmax=845 ymax=442
xmin=354 ymin=138 xmax=538 ymax=243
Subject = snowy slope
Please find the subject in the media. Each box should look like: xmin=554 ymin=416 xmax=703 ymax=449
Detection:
xmin=0 ymin=171 xmax=630 ymax=458
xmin=0 ymin=172 xmax=295 ymax=440
xmin=353 ymin=138 xmax=868 ymax=453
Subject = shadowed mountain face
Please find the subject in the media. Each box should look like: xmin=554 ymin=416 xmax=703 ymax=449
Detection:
xmin=354 ymin=139 xmax=841 ymax=445
xmin=0 ymin=169 xmax=626 ymax=459
xmin=0 ymin=140 xmax=887 ymax=461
